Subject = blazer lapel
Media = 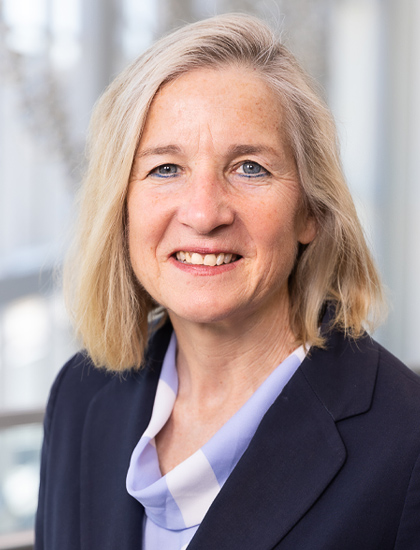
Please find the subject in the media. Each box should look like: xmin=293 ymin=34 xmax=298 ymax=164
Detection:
xmin=188 ymin=367 xmax=346 ymax=550
xmin=188 ymin=329 xmax=379 ymax=550
xmin=79 ymin=322 xmax=172 ymax=550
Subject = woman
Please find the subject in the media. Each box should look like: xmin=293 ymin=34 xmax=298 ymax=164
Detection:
xmin=35 ymin=14 xmax=420 ymax=550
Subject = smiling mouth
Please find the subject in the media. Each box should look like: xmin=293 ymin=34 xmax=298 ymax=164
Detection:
xmin=175 ymin=251 xmax=240 ymax=266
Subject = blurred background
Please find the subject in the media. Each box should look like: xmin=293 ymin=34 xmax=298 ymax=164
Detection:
xmin=0 ymin=0 xmax=419 ymax=548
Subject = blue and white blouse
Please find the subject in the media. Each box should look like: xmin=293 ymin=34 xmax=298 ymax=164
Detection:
xmin=126 ymin=333 xmax=307 ymax=550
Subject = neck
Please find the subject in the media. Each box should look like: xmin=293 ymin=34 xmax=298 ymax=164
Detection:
xmin=168 ymin=295 xmax=298 ymax=410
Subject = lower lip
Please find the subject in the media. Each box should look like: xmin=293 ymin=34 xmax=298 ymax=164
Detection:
xmin=169 ymin=256 xmax=241 ymax=276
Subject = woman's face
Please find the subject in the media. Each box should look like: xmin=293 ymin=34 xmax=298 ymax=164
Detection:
xmin=127 ymin=67 xmax=316 ymax=328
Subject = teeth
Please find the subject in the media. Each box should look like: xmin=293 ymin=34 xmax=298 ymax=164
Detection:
xmin=190 ymin=253 xmax=202 ymax=265
xmin=175 ymin=251 xmax=237 ymax=266
xmin=203 ymin=254 xmax=217 ymax=266
xmin=223 ymin=253 xmax=232 ymax=264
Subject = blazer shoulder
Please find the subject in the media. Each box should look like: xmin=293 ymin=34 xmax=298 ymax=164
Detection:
xmin=349 ymin=336 xmax=420 ymax=419
xmin=44 ymin=319 xmax=173 ymax=437
xmin=375 ymin=341 xmax=420 ymax=414
xmin=301 ymin=330 xmax=420 ymax=422
xmin=377 ymin=341 xmax=420 ymax=385
xmin=43 ymin=352 xmax=116 ymax=439
xmin=50 ymin=351 xmax=114 ymax=396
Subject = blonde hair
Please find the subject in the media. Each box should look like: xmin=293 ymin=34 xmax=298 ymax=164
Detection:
xmin=64 ymin=13 xmax=385 ymax=371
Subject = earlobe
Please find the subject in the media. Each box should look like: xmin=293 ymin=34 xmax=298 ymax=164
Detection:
xmin=298 ymin=215 xmax=317 ymax=245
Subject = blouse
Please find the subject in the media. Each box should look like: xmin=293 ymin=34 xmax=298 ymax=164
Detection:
xmin=126 ymin=333 xmax=307 ymax=549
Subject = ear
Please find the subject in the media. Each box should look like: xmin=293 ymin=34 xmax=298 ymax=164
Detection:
xmin=297 ymin=213 xmax=317 ymax=245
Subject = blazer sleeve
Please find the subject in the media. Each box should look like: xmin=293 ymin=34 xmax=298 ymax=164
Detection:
xmin=394 ymin=450 xmax=420 ymax=549
xmin=34 ymin=361 xmax=70 ymax=549
xmin=34 ymin=353 xmax=113 ymax=550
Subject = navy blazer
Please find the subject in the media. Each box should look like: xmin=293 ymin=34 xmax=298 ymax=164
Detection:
xmin=35 ymin=320 xmax=420 ymax=549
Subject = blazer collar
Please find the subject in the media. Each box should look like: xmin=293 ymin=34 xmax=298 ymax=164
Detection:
xmin=301 ymin=329 xmax=379 ymax=421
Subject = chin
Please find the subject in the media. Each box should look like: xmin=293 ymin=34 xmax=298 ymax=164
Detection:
xmin=167 ymin=300 xmax=242 ymax=326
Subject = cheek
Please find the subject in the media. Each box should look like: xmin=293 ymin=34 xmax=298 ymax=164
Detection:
xmin=127 ymin=189 xmax=173 ymax=273
xmin=127 ymin=201 xmax=142 ymax=253
xmin=247 ymin=198 xmax=305 ymax=276
xmin=127 ymin=188 xmax=159 ymax=243
xmin=127 ymin=193 xmax=152 ymax=273
xmin=251 ymin=202 xmax=300 ymax=246
xmin=127 ymin=218 xmax=159 ymax=297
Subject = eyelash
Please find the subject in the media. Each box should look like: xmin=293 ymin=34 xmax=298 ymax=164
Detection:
xmin=147 ymin=160 xmax=270 ymax=179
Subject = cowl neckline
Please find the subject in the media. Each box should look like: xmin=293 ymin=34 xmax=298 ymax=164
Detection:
xmin=126 ymin=333 xmax=307 ymax=531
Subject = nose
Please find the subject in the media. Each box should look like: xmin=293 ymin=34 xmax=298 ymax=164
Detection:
xmin=177 ymin=171 xmax=235 ymax=234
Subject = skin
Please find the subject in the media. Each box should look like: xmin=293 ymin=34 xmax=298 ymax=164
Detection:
xmin=127 ymin=66 xmax=316 ymax=473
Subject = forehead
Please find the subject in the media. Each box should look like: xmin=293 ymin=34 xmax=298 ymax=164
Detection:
xmin=158 ymin=65 xmax=277 ymax=104
xmin=139 ymin=66 xmax=286 ymax=148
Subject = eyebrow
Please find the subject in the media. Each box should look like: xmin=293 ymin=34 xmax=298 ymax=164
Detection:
xmin=136 ymin=144 xmax=280 ymax=159
xmin=136 ymin=145 xmax=182 ymax=158
xmin=226 ymin=144 xmax=280 ymax=158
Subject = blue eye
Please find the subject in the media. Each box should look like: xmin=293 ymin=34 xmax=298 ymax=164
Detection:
xmin=151 ymin=164 xmax=179 ymax=178
xmin=238 ymin=161 xmax=267 ymax=177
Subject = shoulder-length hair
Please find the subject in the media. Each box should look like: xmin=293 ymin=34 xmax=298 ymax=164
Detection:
xmin=64 ymin=13 xmax=386 ymax=371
